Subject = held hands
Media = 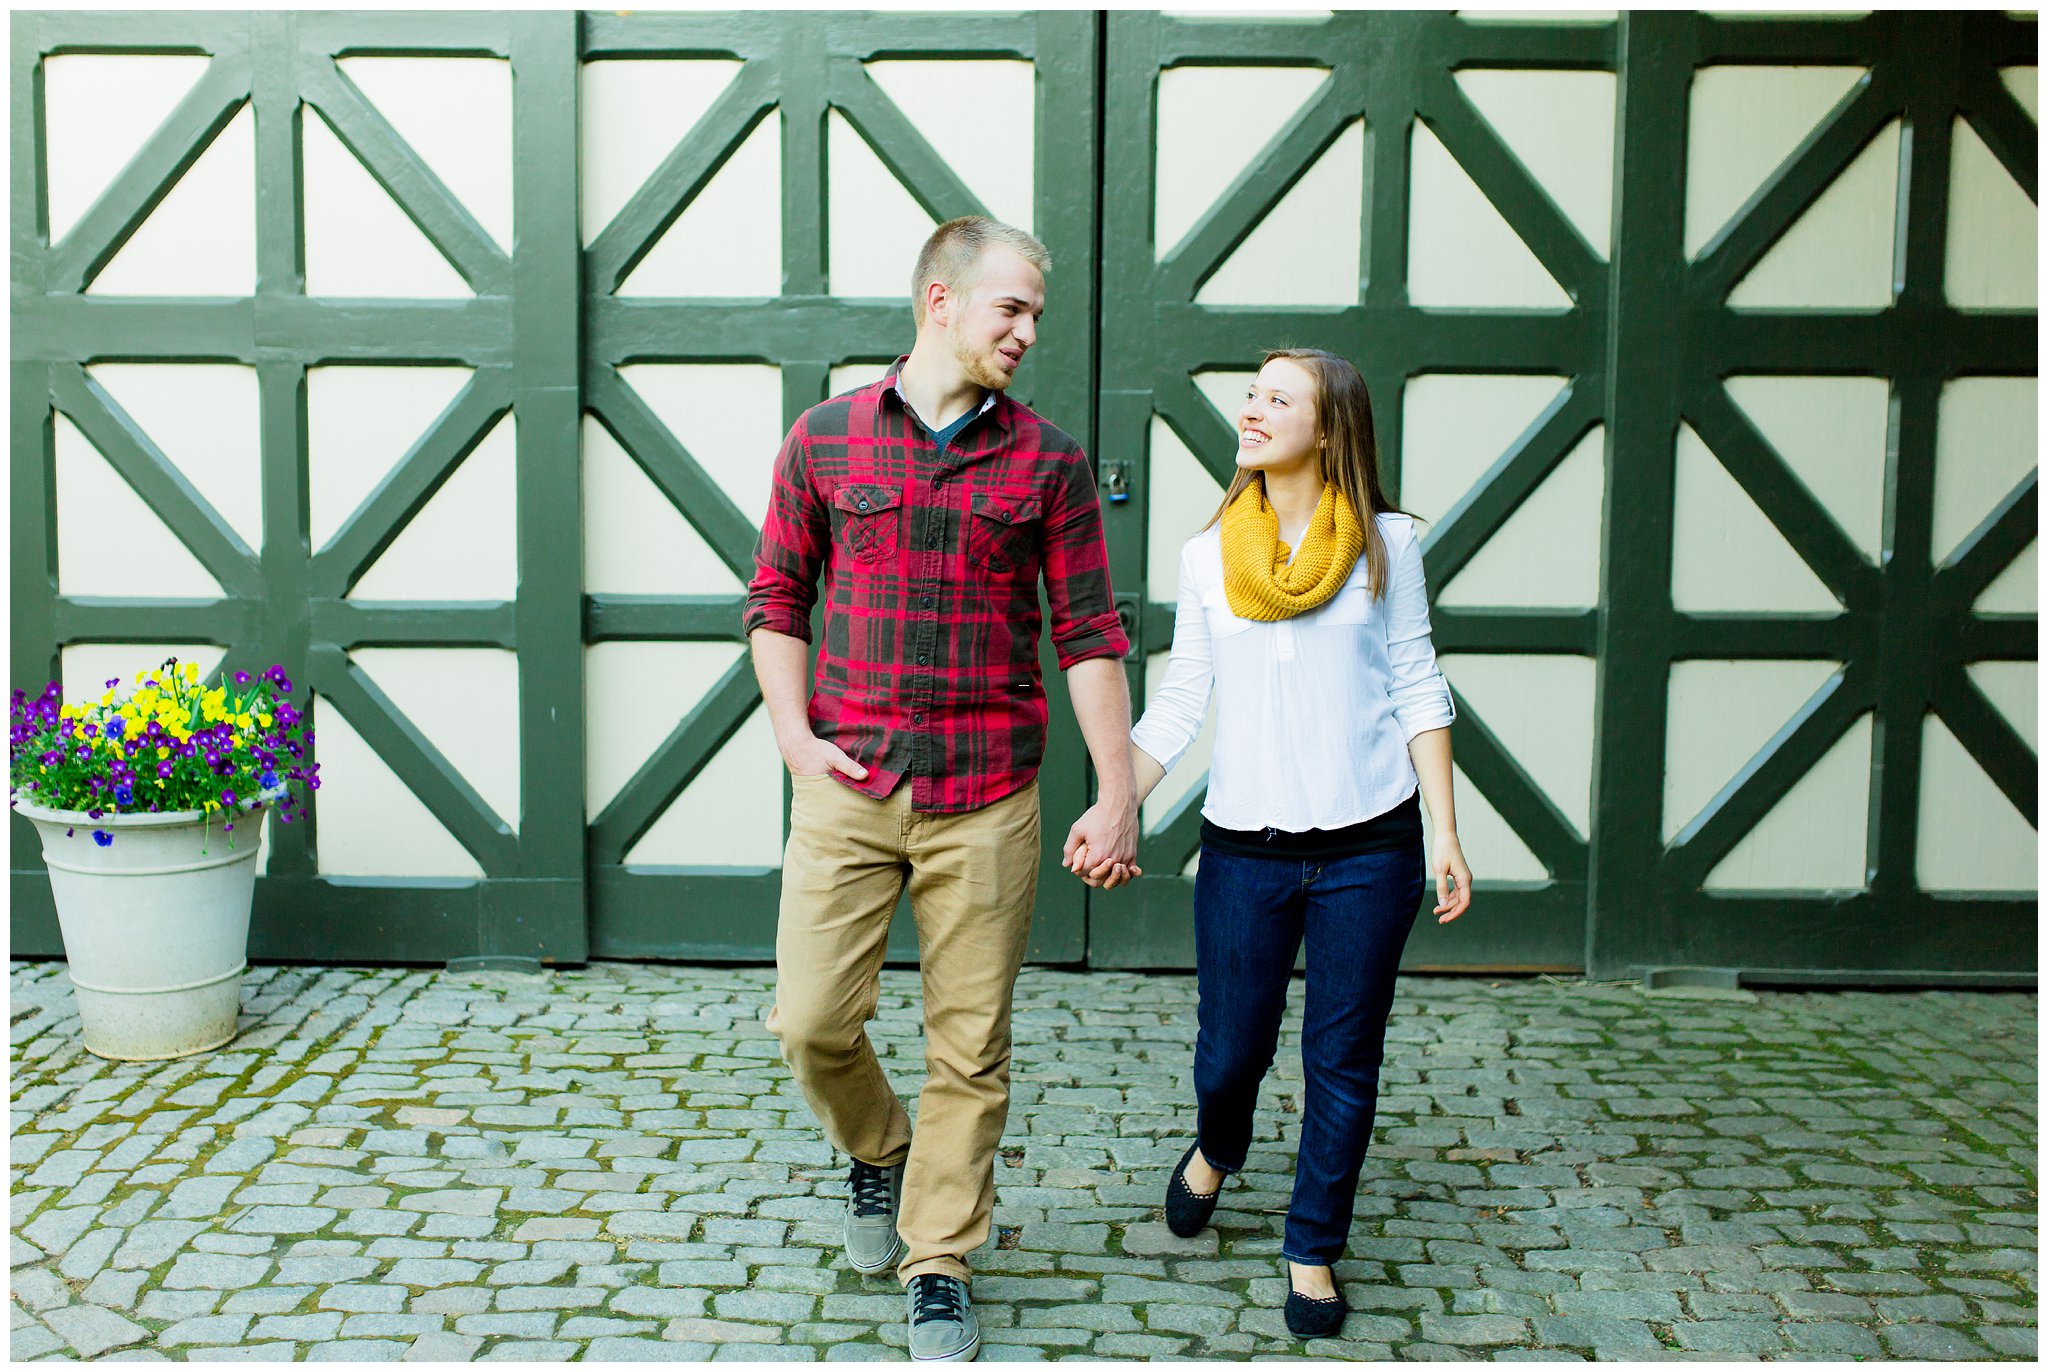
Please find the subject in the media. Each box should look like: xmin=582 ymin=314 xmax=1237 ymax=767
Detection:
xmin=1432 ymin=830 xmax=1473 ymax=924
xmin=1062 ymin=798 xmax=1141 ymax=889
xmin=781 ymin=735 xmax=870 ymax=782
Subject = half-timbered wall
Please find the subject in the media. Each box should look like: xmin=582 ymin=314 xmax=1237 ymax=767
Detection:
xmin=12 ymin=11 xmax=2036 ymax=982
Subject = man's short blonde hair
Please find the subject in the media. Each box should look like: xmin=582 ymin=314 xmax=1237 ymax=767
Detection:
xmin=911 ymin=216 xmax=1051 ymax=326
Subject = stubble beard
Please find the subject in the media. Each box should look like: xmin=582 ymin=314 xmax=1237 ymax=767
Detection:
xmin=951 ymin=328 xmax=1014 ymax=392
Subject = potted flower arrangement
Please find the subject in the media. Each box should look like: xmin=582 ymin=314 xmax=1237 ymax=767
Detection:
xmin=9 ymin=659 xmax=318 ymax=1060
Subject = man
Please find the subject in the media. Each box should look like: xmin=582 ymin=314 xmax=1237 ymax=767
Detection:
xmin=742 ymin=216 xmax=1139 ymax=1362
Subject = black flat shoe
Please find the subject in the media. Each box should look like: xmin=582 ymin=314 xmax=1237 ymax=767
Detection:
xmin=1163 ymin=1141 xmax=1220 ymax=1237
xmin=1284 ymin=1287 xmax=1347 ymax=1340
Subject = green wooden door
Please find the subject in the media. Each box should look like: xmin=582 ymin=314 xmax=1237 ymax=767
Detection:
xmin=575 ymin=11 xmax=1102 ymax=964
xmin=1091 ymin=10 xmax=1608 ymax=971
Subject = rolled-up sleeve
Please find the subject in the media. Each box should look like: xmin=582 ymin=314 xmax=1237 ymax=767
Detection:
xmin=1129 ymin=541 xmax=1212 ymax=774
xmin=1041 ymin=449 xmax=1130 ymax=670
xmin=1382 ymin=517 xmax=1456 ymax=740
xmin=741 ymin=421 xmax=828 ymax=642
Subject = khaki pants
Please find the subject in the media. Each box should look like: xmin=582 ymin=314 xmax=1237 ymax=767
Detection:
xmin=770 ymin=773 xmax=1040 ymax=1284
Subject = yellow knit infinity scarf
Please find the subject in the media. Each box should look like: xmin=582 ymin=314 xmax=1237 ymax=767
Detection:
xmin=1219 ymin=480 xmax=1365 ymax=621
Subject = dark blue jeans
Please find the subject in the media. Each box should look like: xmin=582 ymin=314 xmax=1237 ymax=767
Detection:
xmin=1191 ymin=841 xmax=1424 ymax=1266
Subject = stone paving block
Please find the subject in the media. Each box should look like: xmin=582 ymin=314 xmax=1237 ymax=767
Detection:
xmin=44 ymin=1303 xmax=150 ymax=1358
xmin=401 ymin=1332 xmax=483 ymax=1361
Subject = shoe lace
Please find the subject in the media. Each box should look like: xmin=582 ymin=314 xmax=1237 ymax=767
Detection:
xmin=911 ymin=1275 xmax=966 ymax=1324
xmin=849 ymin=1160 xmax=895 ymax=1218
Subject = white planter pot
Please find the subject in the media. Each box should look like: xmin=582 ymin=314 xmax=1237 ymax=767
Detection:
xmin=14 ymin=799 xmax=260 ymax=1061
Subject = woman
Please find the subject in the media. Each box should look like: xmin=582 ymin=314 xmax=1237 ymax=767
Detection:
xmin=1070 ymin=348 xmax=1472 ymax=1339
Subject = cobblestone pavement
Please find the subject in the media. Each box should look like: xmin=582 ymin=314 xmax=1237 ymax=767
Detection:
xmin=9 ymin=961 xmax=2038 ymax=1362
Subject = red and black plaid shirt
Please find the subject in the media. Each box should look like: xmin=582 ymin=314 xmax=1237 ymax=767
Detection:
xmin=742 ymin=361 xmax=1128 ymax=812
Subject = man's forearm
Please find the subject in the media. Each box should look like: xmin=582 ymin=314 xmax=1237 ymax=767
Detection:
xmin=748 ymin=628 xmax=814 ymax=747
xmin=1065 ymin=656 xmax=1137 ymax=803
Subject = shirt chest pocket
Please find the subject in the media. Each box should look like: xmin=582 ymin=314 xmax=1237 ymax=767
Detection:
xmin=831 ymin=484 xmax=903 ymax=564
xmin=1200 ymin=591 xmax=1256 ymax=640
xmin=1307 ymin=583 xmax=1372 ymax=628
xmin=969 ymin=492 xmax=1044 ymax=574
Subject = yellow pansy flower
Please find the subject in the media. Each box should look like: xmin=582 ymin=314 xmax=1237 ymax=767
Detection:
xmin=182 ymin=663 xmax=198 ymax=682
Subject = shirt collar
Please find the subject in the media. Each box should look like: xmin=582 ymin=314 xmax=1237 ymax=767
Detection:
xmin=881 ymin=355 xmax=1000 ymax=432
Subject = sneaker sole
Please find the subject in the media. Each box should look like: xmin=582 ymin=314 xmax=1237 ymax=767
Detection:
xmin=844 ymin=1233 xmax=904 ymax=1275
xmin=910 ymin=1332 xmax=980 ymax=1362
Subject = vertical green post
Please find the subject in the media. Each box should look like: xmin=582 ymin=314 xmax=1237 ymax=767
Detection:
xmin=506 ymin=11 xmax=587 ymax=962
xmin=1587 ymin=12 xmax=1690 ymax=979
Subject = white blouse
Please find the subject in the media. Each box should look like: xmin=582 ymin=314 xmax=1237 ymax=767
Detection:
xmin=1129 ymin=513 xmax=1456 ymax=833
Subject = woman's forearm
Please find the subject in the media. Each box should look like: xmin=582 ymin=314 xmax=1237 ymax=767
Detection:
xmin=1406 ymin=726 xmax=1457 ymax=836
xmin=1133 ymin=745 xmax=1167 ymax=808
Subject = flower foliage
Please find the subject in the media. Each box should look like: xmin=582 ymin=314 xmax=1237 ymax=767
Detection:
xmin=9 ymin=658 xmax=319 ymax=845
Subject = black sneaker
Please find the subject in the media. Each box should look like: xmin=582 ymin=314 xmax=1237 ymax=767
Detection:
xmin=907 ymin=1273 xmax=979 ymax=1361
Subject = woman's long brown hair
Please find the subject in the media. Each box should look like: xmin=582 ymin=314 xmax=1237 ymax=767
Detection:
xmin=1200 ymin=348 xmax=1399 ymax=599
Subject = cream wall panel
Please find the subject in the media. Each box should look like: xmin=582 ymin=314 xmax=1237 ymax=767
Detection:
xmin=1724 ymin=376 xmax=1890 ymax=561
xmin=1399 ymin=375 xmax=1569 ymax=523
xmin=582 ymin=416 xmax=744 ymax=597
xmin=865 ymin=61 xmax=1036 ymax=233
xmin=1729 ymin=119 xmax=1898 ymax=311
xmin=302 ymin=108 xmax=468 ymax=298
xmin=1453 ymin=69 xmax=1617 ymax=257
xmin=42 ymin=54 xmax=209 ymax=243
xmin=580 ymin=59 xmax=742 ymax=246
xmin=88 ymin=103 xmax=254 ymax=297
xmin=1154 ymin=66 xmax=1329 ymax=259
xmin=1190 ymin=370 xmax=1259 ymax=432
xmin=1663 ymin=659 xmax=1840 ymax=841
xmin=1408 ymin=122 xmax=1571 ymax=309
xmin=1671 ymin=423 xmax=1840 ymax=613
xmin=350 ymin=649 xmax=522 ymax=835
xmin=1436 ymin=653 xmax=1596 ymax=837
xmin=831 ymin=362 xmax=895 ymax=397
xmin=337 ymin=57 xmax=512 ymax=251
xmin=1916 ymin=714 xmax=2037 ymax=892
xmin=1684 ymin=66 xmax=1865 ymax=258
xmin=1976 ymin=540 xmax=2037 ymax=614
xmin=828 ymin=110 xmax=936 ymax=299
xmin=1197 ymin=119 xmax=1363 ymax=306
xmin=1932 ymin=377 xmax=2036 ymax=564
xmin=347 ymin=415 xmax=516 ymax=602
xmin=585 ymin=642 xmax=738 ymax=819
xmin=307 ymin=366 xmax=474 ymax=553
xmin=1704 ymin=712 xmax=1870 ymax=890
xmin=619 ymin=364 xmax=784 ymax=527
xmin=60 ymin=643 xmax=225 ymax=703
xmin=2001 ymin=66 xmax=2038 ymax=121
xmin=624 ymin=709 xmax=785 ymax=869
xmin=53 ymin=414 xmax=223 ymax=598
xmin=1438 ymin=426 xmax=1604 ymax=609
xmin=88 ymin=365 xmax=263 ymax=553
xmin=620 ymin=113 xmax=781 ymax=297
xmin=1146 ymin=415 xmax=1229 ymax=599
xmin=1946 ymin=118 xmax=2038 ymax=311
xmin=1140 ymin=649 xmax=1217 ymax=833
xmin=1423 ymin=762 xmax=1548 ymax=881
xmin=1968 ymin=661 xmax=2037 ymax=752
xmin=312 ymin=695 xmax=483 ymax=879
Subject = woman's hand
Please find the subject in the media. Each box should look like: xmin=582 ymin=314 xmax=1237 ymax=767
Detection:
xmin=1431 ymin=831 xmax=1472 ymax=923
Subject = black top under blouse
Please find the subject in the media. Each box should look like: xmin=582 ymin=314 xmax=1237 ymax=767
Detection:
xmin=1199 ymin=788 xmax=1423 ymax=862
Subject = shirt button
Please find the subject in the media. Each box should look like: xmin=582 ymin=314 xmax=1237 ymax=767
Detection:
xmin=912 ymin=712 xmax=925 ymax=724
xmin=922 ymin=595 xmax=935 ymax=608
xmin=918 ymin=654 xmax=929 ymax=665
xmin=856 ymin=499 xmax=870 ymax=512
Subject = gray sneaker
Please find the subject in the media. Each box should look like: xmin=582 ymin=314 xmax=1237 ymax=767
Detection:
xmin=843 ymin=1158 xmax=904 ymax=1274
xmin=907 ymin=1273 xmax=979 ymax=1362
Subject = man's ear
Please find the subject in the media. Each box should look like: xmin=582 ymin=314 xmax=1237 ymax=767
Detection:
xmin=924 ymin=279 xmax=951 ymax=328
